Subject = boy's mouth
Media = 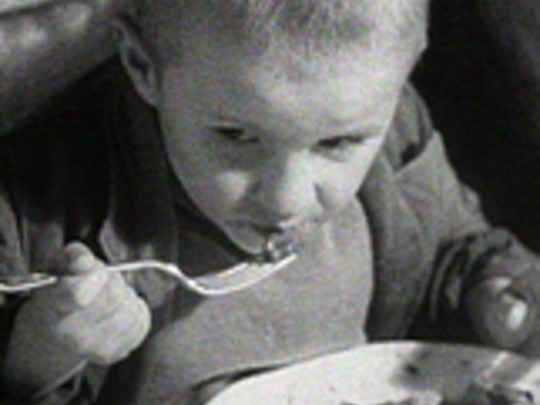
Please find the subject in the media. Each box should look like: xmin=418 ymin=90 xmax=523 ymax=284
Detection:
xmin=229 ymin=217 xmax=322 ymax=261
xmin=259 ymin=227 xmax=301 ymax=263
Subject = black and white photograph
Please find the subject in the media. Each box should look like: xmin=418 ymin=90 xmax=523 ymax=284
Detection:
xmin=2 ymin=1 xmax=540 ymax=404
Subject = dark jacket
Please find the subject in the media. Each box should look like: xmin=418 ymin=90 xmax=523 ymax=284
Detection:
xmin=0 ymin=68 xmax=536 ymax=404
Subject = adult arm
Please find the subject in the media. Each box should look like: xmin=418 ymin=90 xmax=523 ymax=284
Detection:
xmin=0 ymin=0 xmax=134 ymax=134
xmin=429 ymin=141 xmax=540 ymax=354
xmin=396 ymin=86 xmax=540 ymax=353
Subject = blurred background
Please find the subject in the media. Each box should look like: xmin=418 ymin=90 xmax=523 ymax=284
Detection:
xmin=413 ymin=0 xmax=540 ymax=251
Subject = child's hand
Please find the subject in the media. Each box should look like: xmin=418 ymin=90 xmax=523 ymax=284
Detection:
xmin=464 ymin=275 xmax=538 ymax=351
xmin=34 ymin=242 xmax=151 ymax=364
xmin=4 ymin=242 xmax=151 ymax=396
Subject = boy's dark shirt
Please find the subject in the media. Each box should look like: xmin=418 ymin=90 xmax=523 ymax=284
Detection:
xmin=0 ymin=64 xmax=536 ymax=404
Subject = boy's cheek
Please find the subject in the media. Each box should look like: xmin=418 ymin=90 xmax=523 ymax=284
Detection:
xmin=316 ymin=159 xmax=376 ymax=209
xmin=210 ymin=172 xmax=253 ymax=211
xmin=182 ymin=171 xmax=253 ymax=221
xmin=214 ymin=171 xmax=252 ymax=198
xmin=314 ymin=182 xmax=357 ymax=213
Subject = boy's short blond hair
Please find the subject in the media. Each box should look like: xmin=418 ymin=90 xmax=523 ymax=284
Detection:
xmin=139 ymin=0 xmax=428 ymax=64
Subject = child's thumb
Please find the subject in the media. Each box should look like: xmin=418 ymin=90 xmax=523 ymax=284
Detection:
xmin=38 ymin=242 xmax=109 ymax=311
xmin=49 ymin=241 xmax=102 ymax=276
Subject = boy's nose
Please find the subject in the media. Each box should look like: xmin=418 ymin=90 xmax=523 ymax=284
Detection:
xmin=252 ymin=152 xmax=321 ymax=219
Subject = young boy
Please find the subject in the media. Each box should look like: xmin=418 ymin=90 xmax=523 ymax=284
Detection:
xmin=2 ymin=0 xmax=540 ymax=404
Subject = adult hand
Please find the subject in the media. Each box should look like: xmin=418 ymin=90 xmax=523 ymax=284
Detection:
xmin=464 ymin=272 xmax=540 ymax=353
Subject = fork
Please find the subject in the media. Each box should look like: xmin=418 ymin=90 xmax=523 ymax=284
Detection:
xmin=0 ymin=252 xmax=298 ymax=296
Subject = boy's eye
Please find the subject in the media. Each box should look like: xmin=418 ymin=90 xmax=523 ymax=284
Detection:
xmin=317 ymin=135 xmax=365 ymax=150
xmin=314 ymin=135 xmax=367 ymax=160
xmin=213 ymin=127 xmax=258 ymax=143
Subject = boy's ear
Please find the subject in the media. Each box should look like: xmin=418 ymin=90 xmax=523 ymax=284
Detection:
xmin=114 ymin=16 xmax=161 ymax=106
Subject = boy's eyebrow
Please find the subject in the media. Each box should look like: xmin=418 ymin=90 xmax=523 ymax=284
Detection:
xmin=210 ymin=112 xmax=383 ymax=132
xmin=329 ymin=123 xmax=384 ymax=138
xmin=207 ymin=121 xmax=385 ymax=142
xmin=208 ymin=109 xmax=385 ymax=137
xmin=212 ymin=114 xmax=244 ymax=124
xmin=329 ymin=131 xmax=379 ymax=139
xmin=208 ymin=120 xmax=383 ymax=138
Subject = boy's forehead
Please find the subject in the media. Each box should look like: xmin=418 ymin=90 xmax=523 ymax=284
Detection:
xmin=153 ymin=1 xmax=426 ymax=132
xmin=172 ymin=9 xmax=423 ymax=82
xmin=162 ymin=30 xmax=410 ymax=138
xmin=166 ymin=17 xmax=424 ymax=79
xmin=145 ymin=0 xmax=427 ymax=67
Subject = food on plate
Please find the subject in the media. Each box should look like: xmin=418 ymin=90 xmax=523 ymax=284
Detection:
xmin=459 ymin=378 xmax=535 ymax=405
xmin=378 ymin=390 xmax=443 ymax=405
xmin=340 ymin=390 xmax=443 ymax=405
xmin=347 ymin=380 xmax=535 ymax=405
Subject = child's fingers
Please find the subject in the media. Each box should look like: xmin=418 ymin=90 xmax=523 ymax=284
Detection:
xmin=56 ymin=277 xmax=151 ymax=365
xmin=86 ymin=296 xmax=151 ymax=365
xmin=48 ymin=241 xmax=101 ymax=276
xmin=37 ymin=242 xmax=110 ymax=312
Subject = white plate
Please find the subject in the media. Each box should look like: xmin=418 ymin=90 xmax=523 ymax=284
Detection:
xmin=208 ymin=341 xmax=540 ymax=405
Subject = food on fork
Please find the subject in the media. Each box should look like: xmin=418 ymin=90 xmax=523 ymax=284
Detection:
xmin=260 ymin=230 xmax=300 ymax=263
xmin=0 ymin=231 xmax=301 ymax=295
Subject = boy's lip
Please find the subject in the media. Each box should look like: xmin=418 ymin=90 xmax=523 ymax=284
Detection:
xmin=232 ymin=211 xmax=329 ymax=233
xmin=229 ymin=218 xmax=299 ymax=244
xmin=232 ymin=221 xmax=302 ymax=262
xmin=232 ymin=218 xmax=304 ymax=237
xmin=250 ymin=222 xmax=291 ymax=236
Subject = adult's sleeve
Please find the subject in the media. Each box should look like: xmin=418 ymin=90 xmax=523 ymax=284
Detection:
xmin=414 ymin=120 xmax=540 ymax=349
xmin=389 ymin=85 xmax=540 ymax=349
